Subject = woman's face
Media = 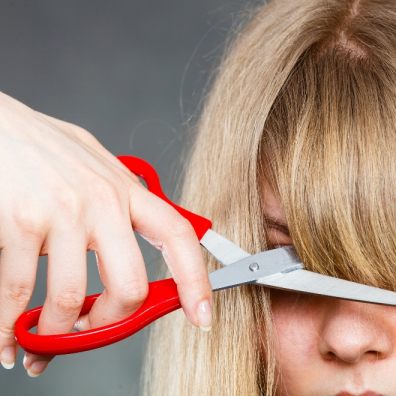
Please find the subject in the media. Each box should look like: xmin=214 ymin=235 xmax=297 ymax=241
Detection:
xmin=263 ymin=179 xmax=396 ymax=396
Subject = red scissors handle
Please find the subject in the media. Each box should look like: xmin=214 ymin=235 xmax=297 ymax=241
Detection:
xmin=14 ymin=155 xmax=212 ymax=355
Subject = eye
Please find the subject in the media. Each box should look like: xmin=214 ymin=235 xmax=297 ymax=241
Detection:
xmin=268 ymin=224 xmax=290 ymax=236
xmin=267 ymin=226 xmax=293 ymax=248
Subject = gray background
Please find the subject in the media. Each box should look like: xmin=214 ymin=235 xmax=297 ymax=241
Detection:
xmin=0 ymin=1 xmax=258 ymax=395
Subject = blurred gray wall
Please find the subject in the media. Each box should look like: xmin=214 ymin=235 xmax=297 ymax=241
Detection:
xmin=0 ymin=1 xmax=258 ymax=395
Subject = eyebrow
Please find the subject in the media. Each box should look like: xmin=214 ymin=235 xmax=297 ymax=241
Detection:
xmin=263 ymin=215 xmax=290 ymax=234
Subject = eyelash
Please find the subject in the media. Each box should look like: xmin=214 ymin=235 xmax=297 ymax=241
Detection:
xmin=268 ymin=225 xmax=290 ymax=236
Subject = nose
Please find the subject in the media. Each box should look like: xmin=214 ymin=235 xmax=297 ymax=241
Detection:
xmin=318 ymin=300 xmax=393 ymax=364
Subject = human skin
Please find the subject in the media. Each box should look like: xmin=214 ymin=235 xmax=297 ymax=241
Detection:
xmin=0 ymin=91 xmax=213 ymax=377
xmin=262 ymin=178 xmax=396 ymax=395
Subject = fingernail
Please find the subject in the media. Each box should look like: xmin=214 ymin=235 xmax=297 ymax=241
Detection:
xmin=73 ymin=319 xmax=82 ymax=331
xmin=23 ymin=354 xmax=29 ymax=370
xmin=27 ymin=360 xmax=48 ymax=378
xmin=1 ymin=346 xmax=15 ymax=369
xmin=73 ymin=317 xmax=88 ymax=332
xmin=197 ymin=299 xmax=212 ymax=332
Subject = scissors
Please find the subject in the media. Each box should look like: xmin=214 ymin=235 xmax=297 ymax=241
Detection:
xmin=14 ymin=155 xmax=396 ymax=355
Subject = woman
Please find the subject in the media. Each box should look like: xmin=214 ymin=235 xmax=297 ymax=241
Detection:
xmin=142 ymin=0 xmax=396 ymax=394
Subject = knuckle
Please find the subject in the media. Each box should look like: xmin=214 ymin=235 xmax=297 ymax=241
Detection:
xmin=124 ymin=170 xmax=141 ymax=185
xmin=179 ymin=271 xmax=209 ymax=291
xmin=10 ymin=202 xmax=45 ymax=237
xmin=93 ymin=178 xmax=121 ymax=209
xmin=51 ymin=290 xmax=85 ymax=315
xmin=3 ymin=282 xmax=33 ymax=306
xmin=54 ymin=187 xmax=83 ymax=219
xmin=122 ymin=176 xmax=141 ymax=195
xmin=127 ymin=178 xmax=148 ymax=202
xmin=0 ymin=325 xmax=14 ymax=339
xmin=114 ymin=281 xmax=149 ymax=309
xmin=169 ymin=216 xmax=194 ymax=239
xmin=75 ymin=126 xmax=101 ymax=146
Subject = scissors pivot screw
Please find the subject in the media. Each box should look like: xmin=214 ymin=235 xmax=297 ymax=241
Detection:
xmin=249 ymin=262 xmax=260 ymax=272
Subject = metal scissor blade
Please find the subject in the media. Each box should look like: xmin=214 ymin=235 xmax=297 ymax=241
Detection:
xmin=200 ymin=229 xmax=250 ymax=265
xmin=256 ymin=269 xmax=396 ymax=306
xmin=209 ymin=246 xmax=303 ymax=291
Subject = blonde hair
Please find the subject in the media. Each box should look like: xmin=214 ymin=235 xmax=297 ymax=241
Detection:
xmin=141 ymin=0 xmax=396 ymax=394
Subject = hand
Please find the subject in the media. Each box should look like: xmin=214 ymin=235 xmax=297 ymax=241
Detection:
xmin=0 ymin=91 xmax=213 ymax=377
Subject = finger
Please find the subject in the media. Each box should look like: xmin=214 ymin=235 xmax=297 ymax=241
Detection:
xmin=75 ymin=211 xmax=148 ymax=331
xmin=24 ymin=224 xmax=88 ymax=377
xmin=0 ymin=237 xmax=39 ymax=370
xmin=129 ymin=182 xmax=213 ymax=331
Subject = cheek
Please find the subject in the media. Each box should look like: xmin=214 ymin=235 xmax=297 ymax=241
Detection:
xmin=271 ymin=291 xmax=321 ymax=390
